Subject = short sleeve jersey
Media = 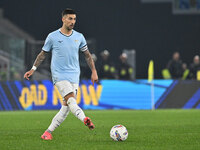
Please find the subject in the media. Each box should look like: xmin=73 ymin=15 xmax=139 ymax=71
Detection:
xmin=42 ymin=29 xmax=88 ymax=84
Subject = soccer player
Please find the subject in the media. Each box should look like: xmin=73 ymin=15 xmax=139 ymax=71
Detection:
xmin=24 ymin=8 xmax=98 ymax=140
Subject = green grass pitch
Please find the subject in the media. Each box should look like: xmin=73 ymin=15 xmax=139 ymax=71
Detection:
xmin=0 ymin=109 xmax=200 ymax=150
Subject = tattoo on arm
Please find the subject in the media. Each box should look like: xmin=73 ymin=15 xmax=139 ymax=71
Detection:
xmin=84 ymin=50 xmax=96 ymax=71
xmin=33 ymin=51 xmax=47 ymax=68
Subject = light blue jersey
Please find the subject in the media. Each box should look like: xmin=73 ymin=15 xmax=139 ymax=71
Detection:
xmin=42 ymin=29 xmax=88 ymax=84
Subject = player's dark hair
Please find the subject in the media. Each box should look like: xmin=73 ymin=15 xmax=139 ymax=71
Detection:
xmin=62 ymin=8 xmax=76 ymax=17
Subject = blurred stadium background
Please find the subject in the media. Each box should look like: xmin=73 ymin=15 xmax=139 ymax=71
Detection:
xmin=0 ymin=0 xmax=200 ymax=110
xmin=0 ymin=0 xmax=200 ymax=149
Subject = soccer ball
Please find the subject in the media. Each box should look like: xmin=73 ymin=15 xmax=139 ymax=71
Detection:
xmin=110 ymin=125 xmax=128 ymax=141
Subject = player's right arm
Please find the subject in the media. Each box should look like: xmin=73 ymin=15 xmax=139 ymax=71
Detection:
xmin=24 ymin=50 xmax=48 ymax=80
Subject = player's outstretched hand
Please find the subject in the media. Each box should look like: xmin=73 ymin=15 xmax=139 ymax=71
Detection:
xmin=24 ymin=69 xmax=35 ymax=80
xmin=91 ymin=70 xmax=98 ymax=86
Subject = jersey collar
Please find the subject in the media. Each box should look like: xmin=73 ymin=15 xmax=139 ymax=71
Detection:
xmin=59 ymin=29 xmax=73 ymax=37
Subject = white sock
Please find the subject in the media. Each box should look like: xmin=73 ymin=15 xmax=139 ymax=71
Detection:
xmin=67 ymin=97 xmax=86 ymax=122
xmin=47 ymin=105 xmax=69 ymax=132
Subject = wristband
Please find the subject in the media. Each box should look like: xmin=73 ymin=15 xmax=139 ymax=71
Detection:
xmin=31 ymin=66 xmax=37 ymax=71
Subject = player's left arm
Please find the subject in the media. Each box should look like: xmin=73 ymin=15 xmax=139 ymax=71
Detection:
xmin=83 ymin=50 xmax=98 ymax=85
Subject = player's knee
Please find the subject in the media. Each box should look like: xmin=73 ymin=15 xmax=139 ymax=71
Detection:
xmin=63 ymin=92 xmax=75 ymax=105
xmin=66 ymin=97 xmax=76 ymax=105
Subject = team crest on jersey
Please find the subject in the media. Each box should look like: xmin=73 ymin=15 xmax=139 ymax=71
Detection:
xmin=75 ymin=40 xmax=79 ymax=42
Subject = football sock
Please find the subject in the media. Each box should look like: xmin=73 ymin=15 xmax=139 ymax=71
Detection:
xmin=67 ymin=97 xmax=86 ymax=122
xmin=47 ymin=105 xmax=69 ymax=132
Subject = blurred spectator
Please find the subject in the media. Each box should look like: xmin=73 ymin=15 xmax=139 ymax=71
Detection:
xmin=162 ymin=68 xmax=171 ymax=79
xmin=117 ymin=52 xmax=133 ymax=80
xmin=97 ymin=50 xmax=117 ymax=79
xmin=167 ymin=52 xmax=183 ymax=79
xmin=181 ymin=63 xmax=190 ymax=79
xmin=189 ymin=55 xmax=200 ymax=79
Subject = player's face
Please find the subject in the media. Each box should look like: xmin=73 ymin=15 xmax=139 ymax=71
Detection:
xmin=62 ymin=14 xmax=76 ymax=30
